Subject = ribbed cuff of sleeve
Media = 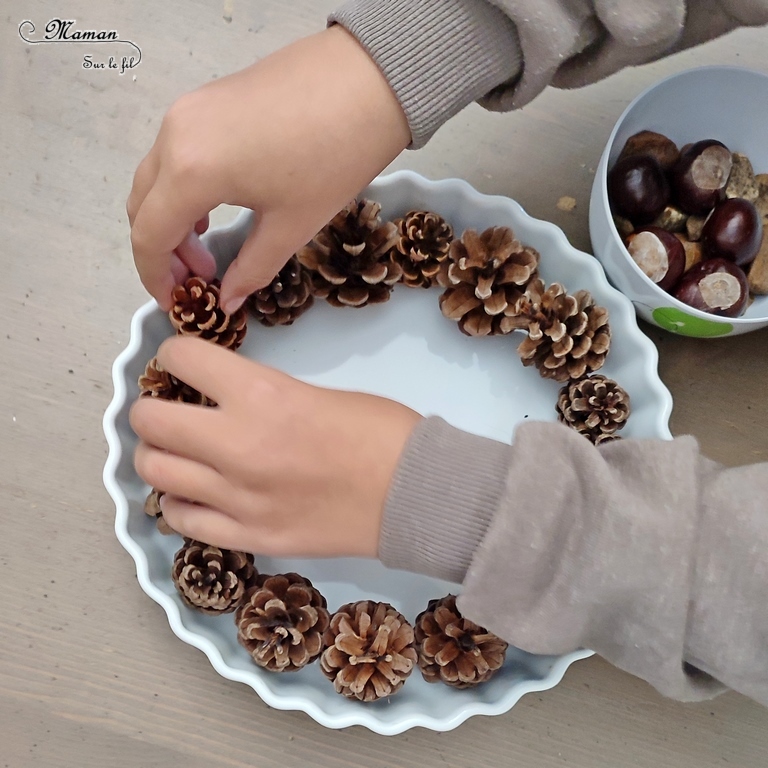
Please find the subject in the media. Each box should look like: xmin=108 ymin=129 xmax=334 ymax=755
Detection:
xmin=379 ymin=416 xmax=512 ymax=584
xmin=328 ymin=0 xmax=522 ymax=148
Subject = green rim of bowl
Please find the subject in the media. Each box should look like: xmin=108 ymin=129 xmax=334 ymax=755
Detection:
xmin=652 ymin=307 xmax=733 ymax=337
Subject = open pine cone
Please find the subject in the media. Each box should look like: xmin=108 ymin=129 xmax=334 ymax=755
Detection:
xmin=297 ymin=199 xmax=401 ymax=307
xmin=320 ymin=600 xmax=417 ymax=702
xmin=169 ymin=277 xmax=247 ymax=350
xmin=143 ymin=488 xmax=176 ymax=535
xmin=556 ymin=374 xmax=630 ymax=443
xmin=438 ymin=227 xmax=539 ymax=336
xmin=247 ymin=256 xmax=314 ymax=327
xmin=513 ymin=279 xmax=611 ymax=382
xmin=414 ymin=594 xmax=508 ymax=688
xmin=138 ymin=356 xmax=213 ymax=406
xmin=390 ymin=210 xmax=453 ymax=288
xmin=235 ymin=572 xmax=330 ymax=672
xmin=171 ymin=539 xmax=255 ymax=615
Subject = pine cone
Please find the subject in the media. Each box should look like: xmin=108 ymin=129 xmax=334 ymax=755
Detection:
xmin=438 ymin=227 xmax=539 ymax=336
xmin=390 ymin=210 xmax=454 ymax=288
xmin=414 ymin=594 xmax=507 ymax=689
xmin=247 ymin=256 xmax=314 ymax=327
xmin=556 ymin=374 xmax=630 ymax=443
xmin=143 ymin=488 xmax=176 ymax=535
xmin=297 ymin=199 xmax=401 ymax=307
xmin=513 ymin=279 xmax=611 ymax=382
xmin=235 ymin=572 xmax=329 ymax=672
xmin=320 ymin=600 xmax=417 ymax=702
xmin=171 ymin=539 xmax=255 ymax=615
xmin=169 ymin=277 xmax=247 ymax=350
xmin=138 ymin=356 xmax=213 ymax=406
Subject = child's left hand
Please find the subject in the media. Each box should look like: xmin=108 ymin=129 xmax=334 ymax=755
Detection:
xmin=129 ymin=336 xmax=421 ymax=558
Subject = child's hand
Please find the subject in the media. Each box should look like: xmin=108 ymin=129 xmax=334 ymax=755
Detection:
xmin=127 ymin=26 xmax=410 ymax=314
xmin=129 ymin=336 xmax=421 ymax=558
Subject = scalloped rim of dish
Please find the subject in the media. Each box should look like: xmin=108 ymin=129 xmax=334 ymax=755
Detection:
xmin=103 ymin=170 xmax=672 ymax=735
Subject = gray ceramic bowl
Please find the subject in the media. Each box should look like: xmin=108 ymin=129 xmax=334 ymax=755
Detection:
xmin=590 ymin=66 xmax=768 ymax=337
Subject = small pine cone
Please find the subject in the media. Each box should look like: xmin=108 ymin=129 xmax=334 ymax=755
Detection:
xmin=320 ymin=601 xmax=417 ymax=702
xmin=390 ymin=210 xmax=454 ymax=288
xmin=138 ymin=356 xmax=213 ymax=406
xmin=414 ymin=595 xmax=507 ymax=689
xmin=513 ymin=279 xmax=611 ymax=382
xmin=247 ymin=256 xmax=314 ymax=327
xmin=171 ymin=539 xmax=255 ymax=615
xmin=438 ymin=227 xmax=539 ymax=336
xmin=297 ymin=199 xmax=401 ymax=308
xmin=556 ymin=374 xmax=630 ymax=443
xmin=143 ymin=488 xmax=176 ymax=535
xmin=169 ymin=277 xmax=247 ymax=350
xmin=235 ymin=573 xmax=330 ymax=672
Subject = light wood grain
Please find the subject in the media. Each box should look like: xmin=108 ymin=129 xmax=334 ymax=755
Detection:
xmin=2 ymin=1 xmax=767 ymax=765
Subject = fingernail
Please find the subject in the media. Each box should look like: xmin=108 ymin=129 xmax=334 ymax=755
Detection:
xmin=221 ymin=295 xmax=247 ymax=315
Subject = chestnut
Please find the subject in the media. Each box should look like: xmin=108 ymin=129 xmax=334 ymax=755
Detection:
xmin=671 ymin=139 xmax=733 ymax=215
xmin=618 ymin=130 xmax=680 ymax=171
xmin=673 ymin=258 xmax=749 ymax=317
xmin=608 ymin=155 xmax=670 ymax=224
xmin=625 ymin=226 xmax=686 ymax=291
xmin=700 ymin=197 xmax=763 ymax=267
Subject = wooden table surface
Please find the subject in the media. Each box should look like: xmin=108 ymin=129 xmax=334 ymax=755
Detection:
xmin=3 ymin=2 xmax=767 ymax=765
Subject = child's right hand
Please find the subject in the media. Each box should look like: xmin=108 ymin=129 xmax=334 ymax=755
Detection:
xmin=127 ymin=26 xmax=410 ymax=313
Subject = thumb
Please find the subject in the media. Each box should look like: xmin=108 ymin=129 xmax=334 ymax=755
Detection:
xmin=219 ymin=214 xmax=299 ymax=315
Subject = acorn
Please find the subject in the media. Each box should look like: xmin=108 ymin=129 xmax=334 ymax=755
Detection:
xmin=608 ymin=155 xmax=670 ymax=224
xmin=674 ymin=258 xmax=749 ymax=317
xmin=625 ymin=226 xmax=686 ymax=291
xmin=700 ymin=198 xmax=763 ymax=268
xmin=671 ymin=140 xmax=733 ymax=215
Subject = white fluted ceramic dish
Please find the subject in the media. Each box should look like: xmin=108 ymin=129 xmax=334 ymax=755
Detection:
xmin=103 ymin=171 xmax=673 ymax=735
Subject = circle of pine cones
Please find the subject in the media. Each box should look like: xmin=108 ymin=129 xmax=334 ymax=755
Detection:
xmin=414 ymin=594 xmax=508 ymax=688
xmin=140 ymin=194 xmax=633 ymax=704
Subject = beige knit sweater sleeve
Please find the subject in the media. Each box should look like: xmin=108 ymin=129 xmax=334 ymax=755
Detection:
xmin=380 ymin=417 xmax=768 ymax=707
xmin=330 ymin=0 xmax=768 ymax=146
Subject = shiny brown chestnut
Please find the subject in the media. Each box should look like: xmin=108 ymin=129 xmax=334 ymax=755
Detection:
xmin=673 ymin=258 xmax=749 ymax=317
xmin=608 ymin=155 xmax=670 ymax=224
xmin=700 ymin=197 xmax=763 ymax=267
xmin=671 ymin=139 xmax=733 ymax=215
xmin=625 ymin=226 xmax=686 ymax=291
xmin=618 ymin=130 xmax=681 ymax=171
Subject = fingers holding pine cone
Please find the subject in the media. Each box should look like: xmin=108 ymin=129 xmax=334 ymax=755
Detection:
xmin=169 ymin=276 xmax=247 ymax=350
xmin=138 ymin=355 xmax=214 ymax=406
